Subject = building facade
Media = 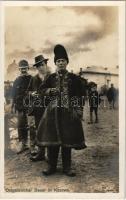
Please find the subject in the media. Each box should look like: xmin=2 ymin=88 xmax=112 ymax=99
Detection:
xmin=79 ymin=66 xmax=118 ymax=89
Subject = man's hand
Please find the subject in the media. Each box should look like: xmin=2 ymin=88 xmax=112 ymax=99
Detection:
xmin=31 ymin=91 xmax=39 ymax=97
xmin=50 ymin=88 xmax=59 ymax=96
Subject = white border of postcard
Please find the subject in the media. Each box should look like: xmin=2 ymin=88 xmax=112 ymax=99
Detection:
xmin=0 ymin=1 xmax=125 ymax=199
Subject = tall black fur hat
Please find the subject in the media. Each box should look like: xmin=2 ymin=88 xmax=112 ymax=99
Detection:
xmin=54 ymin=44 xmax=69 ymax=64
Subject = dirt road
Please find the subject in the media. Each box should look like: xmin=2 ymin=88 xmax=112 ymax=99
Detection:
xmin=4 ymin=103 xmax=119 ymax=193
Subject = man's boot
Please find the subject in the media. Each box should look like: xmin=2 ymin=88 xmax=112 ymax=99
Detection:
xmin=62 ymin=147 xmax=76 ymax=177
xmin=42 ymin=146 xmax=59 ymax=176
xmin=17 ymin=128 xmax=29 ymax=154
xmin=30 ymin=146 xmax=45 ymax=161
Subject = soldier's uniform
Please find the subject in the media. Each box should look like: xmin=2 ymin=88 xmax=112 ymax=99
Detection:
xmin=11 ymin=60 xmax=32 ymax=153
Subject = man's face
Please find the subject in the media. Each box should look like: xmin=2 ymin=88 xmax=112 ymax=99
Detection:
xmin=37 ymin=61 xmax=47 ymax=75
xmin=55 ymin=58 xmax=67 ymax=71
xmin=19 ymin=67 xmax=28 ymax=74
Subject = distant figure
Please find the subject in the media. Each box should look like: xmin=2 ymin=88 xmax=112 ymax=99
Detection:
xmin=107 ymin=84 xmax=117 ymax=109
xmin=100 ymin=84 xmax=108 ymax=96
xmin=88 ymin=83 xmax=100 ymax=124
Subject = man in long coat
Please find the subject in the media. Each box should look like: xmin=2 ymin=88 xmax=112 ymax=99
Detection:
xmin=28 ymin=55 xmax=50 ymax=161
xmin=37 ymin=44 xmax=87 ymax=176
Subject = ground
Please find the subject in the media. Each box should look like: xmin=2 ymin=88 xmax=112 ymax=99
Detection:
xmin=4 ymin=100 xmax=119 ymax=193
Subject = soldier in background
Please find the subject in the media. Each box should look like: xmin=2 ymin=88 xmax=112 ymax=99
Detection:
xmin=11 ymin=60 xmax=32 ymax=154
xmin=28 ymin=55 xmax=50 ymax=161
xmin=88 ymin=83 xmax=100 ymax=124
xmin=107 ymin=83 xmax=117 ymax=109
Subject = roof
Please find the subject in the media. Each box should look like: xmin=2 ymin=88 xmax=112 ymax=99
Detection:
xmin=80 ymin=66 xmax=118 ymax=76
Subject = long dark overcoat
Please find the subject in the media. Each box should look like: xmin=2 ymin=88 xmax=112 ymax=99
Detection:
xmin=37 ymin=71 xmax=87 ymax=150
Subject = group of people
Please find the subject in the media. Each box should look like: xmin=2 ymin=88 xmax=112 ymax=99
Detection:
xmin=87 ymin=83 xmax=118 ymax=124
xmin=9 ymin=44 xmax=117 ymax=177
xmin=11 ymin=44 xmax=87 ymax=177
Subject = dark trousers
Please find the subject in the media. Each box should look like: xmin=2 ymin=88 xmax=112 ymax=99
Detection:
xmin=90 ymin=107 xmax=98 ymax=122
xmin=47 ymin=146 xmax=71 ymax=171
xmin=17 ymin=111 xmax=28 ymax=143
xmin=30 ymin=114 xmax=41 ymax=145
xmin=30 ymin=114 xmax=45 ymax=156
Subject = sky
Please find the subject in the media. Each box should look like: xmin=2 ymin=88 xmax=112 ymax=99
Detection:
xmin=5 ymin=6 xmax=119 ymax=74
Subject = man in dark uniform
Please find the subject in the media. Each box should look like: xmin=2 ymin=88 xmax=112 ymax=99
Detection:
xmin=37 ymin=44 xmax=87 ymax=176
xmin=28 ymin=55 xmax=50 ymax=161
xmin=11 ymin=60 xmax=32 ymax=154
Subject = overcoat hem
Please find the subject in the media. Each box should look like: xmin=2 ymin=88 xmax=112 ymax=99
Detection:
xmin=37 ymin=141 xmax=87 ymax=149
